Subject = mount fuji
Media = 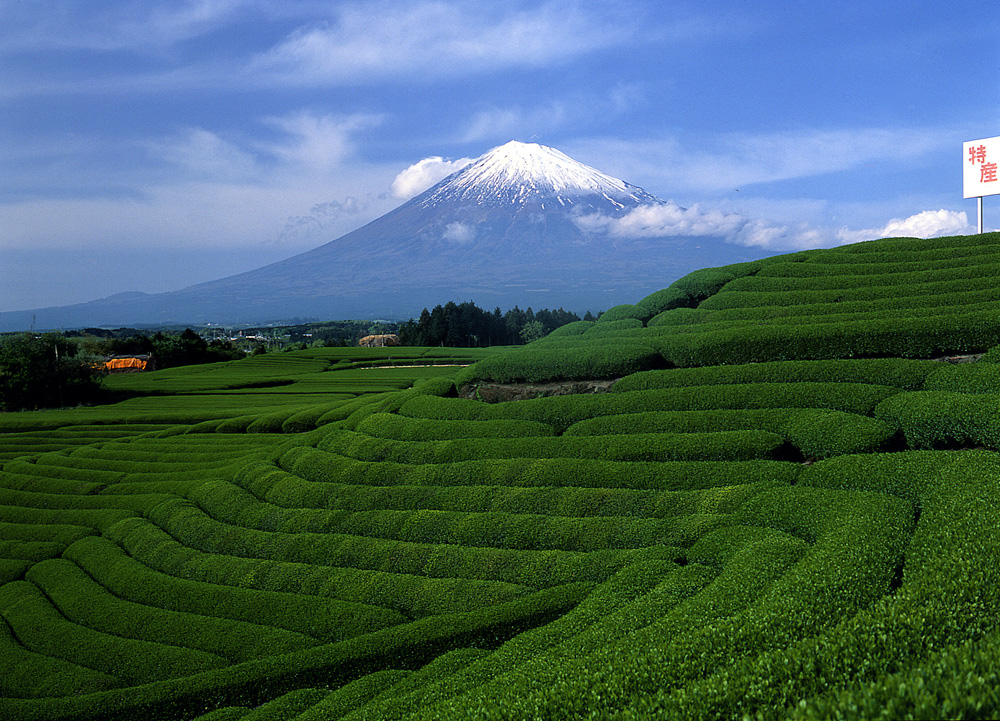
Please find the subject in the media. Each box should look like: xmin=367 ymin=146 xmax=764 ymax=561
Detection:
xmin=2 ymin=141 xmax=772 ymax=330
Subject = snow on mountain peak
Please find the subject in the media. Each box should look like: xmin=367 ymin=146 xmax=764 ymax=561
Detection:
xmin=420 ymin=140 xmax=661 ymax=209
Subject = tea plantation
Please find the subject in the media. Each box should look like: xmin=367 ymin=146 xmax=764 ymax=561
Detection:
xmin=4 ymin=232 xmax=1000 ymax=720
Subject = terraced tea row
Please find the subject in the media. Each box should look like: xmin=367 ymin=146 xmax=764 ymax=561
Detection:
xmin=4 ymin=234 xmax=1000 ymax=719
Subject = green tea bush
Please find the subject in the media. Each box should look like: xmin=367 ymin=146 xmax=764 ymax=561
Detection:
xmin=294 ymin=671 xmax=409 ymax=720
xmin=283 ymin=447 xmax=799 ymax=499
xmin=104 ymin=497 xmax=530 ymax=616
xmin=596 ymin=305 xmax=645 ymax=323
xmin=0 ymin=503 xmax=135 ymax=531
xmin=141 ymin=496 xmax=647 ymax=588
xmin=1 ymin=580 xmax=590 ymax=721
xmin=0 ymin=614 xmax=124 ymax=698
xmin=634 ymin=287 xmax=691 ymax=318
xmin=190 ymin=478 xmax=689 ymax=553
xmin=874 ymin=390 xmax=1000 ymax=448
xmin=924 ymin=362 xmax=1000 ymax=393
xmin=0 ymin=559 xmax=29 ymax=584
xmin=65 ymin=533 xmax=404 ymax=641
xmin=456 ymin=345 xmax=665 ymax=385
xmin=613 ymin=358 xmax=938 ymax=393
xmin=399 ymin=383 xmax=897 ymax=434
xmin=582 ymin=318 xmax=644 ymax=334
xmin=0 ymin=468 xmax=106 ymax=495
xmin=0 ymin=521 xmax=96 ymax=546
xmin=544 ymin=320 xmax=593 ymax=338
xmin=656 ymin=310 xmax=1000 ymax=367
xmin=566 ymin=407 xmax=896 ymax=459
xmin=0 ymin=580 xmax=229 ymax=684
xmin=354 ymin=413 xmax=555 ymax=441
xmin=0 ymin=540 xmax=64 ymax=562
xmin=320 ymin=427 xmax=785 ymax=464
xmin=26 ymin=558 xmax=319 ymax=663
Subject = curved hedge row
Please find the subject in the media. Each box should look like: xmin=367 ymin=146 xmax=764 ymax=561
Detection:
xmin=137 ymin=497 xmax=651 ymax=589
xmin=190 ymin=479 xmax=680 ymax=552
xmin=698 ymin=272 xmax=998 ymax=311
xmin=0 ymin=580 xmax=229 ymax=685
xmin=654 ymin=310 xmax=1000 ymax=367
xmin=354 ymin=413 xmax=555 ymax=441
xmin=654 ymin=287 xmax=1000 ymax=329
xmin=455 ymin=345 xmax=665 ymax=385
xmin=322 ymin=427 xmax=786 ymax=464
xmin=399 ymin=383 xmax=898 ymax=433
xmin=613 ymin=358 xmax=938 ymax=393
xmin=64 ymin=533 xmax=403 ymax=642
xmin=0 ymin=615 xmax=124 ymax=699
xmin=0 ymin=582 xmax=593 ymax=721
xmin=281 ymin=447 xmax=799 ymax=499
xmin=26 ymin=558 xmax=319 ymax=663
xmin=722 ymin=259 xmax=1000 ymax=294
xmin=874 ymin=390 xmax=1000 ymax=449
xmin=564 ymin=408 xmax=895 ymax=459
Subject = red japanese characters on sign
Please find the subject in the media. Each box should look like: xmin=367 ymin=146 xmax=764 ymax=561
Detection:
xmin=964 ymin=136 xmax=1000 ymax=199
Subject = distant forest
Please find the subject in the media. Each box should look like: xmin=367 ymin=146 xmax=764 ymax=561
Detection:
xmin=398 ymin=301 xmax=592 ymax=347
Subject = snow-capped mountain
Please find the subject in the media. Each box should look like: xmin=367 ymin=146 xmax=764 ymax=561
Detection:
xmin=421 ymin=140 xmax=661 ymax=209
xmin=0 ymin=141 xmax=770 ymax=330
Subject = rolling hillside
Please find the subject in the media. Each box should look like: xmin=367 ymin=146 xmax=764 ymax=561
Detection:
xmin=3 ymin=233 xmax=1000 ymax=720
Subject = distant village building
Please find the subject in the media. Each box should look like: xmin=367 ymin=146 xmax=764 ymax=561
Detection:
xmin=104 ymin=355 xmax=156 ymax=373
xmin=358 ymin=334 xmax=399 ymax=347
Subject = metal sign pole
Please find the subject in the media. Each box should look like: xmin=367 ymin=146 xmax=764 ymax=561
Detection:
xmin=979 ymin=196 xmax=984 ymax=234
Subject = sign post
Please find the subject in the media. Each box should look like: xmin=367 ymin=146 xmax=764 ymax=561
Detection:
xmin=963 ymin=136 xmax=1000 ymax=234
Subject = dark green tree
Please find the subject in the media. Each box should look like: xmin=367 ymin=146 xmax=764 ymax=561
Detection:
xmin=0 ymin=333 xmax=105 ymax=411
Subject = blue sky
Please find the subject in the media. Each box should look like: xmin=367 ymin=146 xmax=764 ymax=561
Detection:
xmin=2 ymin=0 xmax=998 ymax=312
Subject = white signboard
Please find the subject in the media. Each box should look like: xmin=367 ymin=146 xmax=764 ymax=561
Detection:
xmin=964 ymin=136 xmax=1000 ymax=199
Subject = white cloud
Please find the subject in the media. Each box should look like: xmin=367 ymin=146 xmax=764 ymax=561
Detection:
xmin=574 ymin=203 xmax=973 ymax=251
xmin=391 ymin=156 xmax=474 ymax=200
xmin=442 ymin=221 xmax=476 ymax=243
xmin=250 ymin=1 xmax=635 ymax=84
xmin=836 ymin=209 xmax=971 ymax=245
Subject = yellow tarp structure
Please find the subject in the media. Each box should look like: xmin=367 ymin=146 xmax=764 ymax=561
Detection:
xmin=104 ymin=357 xmax=147 ymax=371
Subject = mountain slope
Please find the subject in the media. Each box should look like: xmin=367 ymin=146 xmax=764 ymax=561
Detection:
xmin=1 ymin=141 xmax=768 ymax=330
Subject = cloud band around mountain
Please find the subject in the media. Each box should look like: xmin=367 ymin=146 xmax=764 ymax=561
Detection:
xmin=572 ymin=202 xmax=972 ymax=250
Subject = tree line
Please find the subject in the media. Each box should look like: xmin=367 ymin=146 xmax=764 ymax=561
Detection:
xmin=0 ymin=328 xmax=244 ymax=412
xmin=397 ymin=301 xmax=592 ymax=347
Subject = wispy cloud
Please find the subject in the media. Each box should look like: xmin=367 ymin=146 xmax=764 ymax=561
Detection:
xmin=0 ymin=0 xmax=255 ymax=52
xmin=573 ymin=126 xmax=951 ymax=194
xmin=574 ymin=202 xmax=972 ymax=250
xmin=259 ymin=112 xmax=383 ymax=176
xmin=3 ymin=109 xmax=397 ymax=251
xmin=458 ymin=82 xmax=647 ymax=144
xmin=147 ymin=127 xmax=261 ymax=181
xmin=249 ymin=1 xmax=638 ymax=84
